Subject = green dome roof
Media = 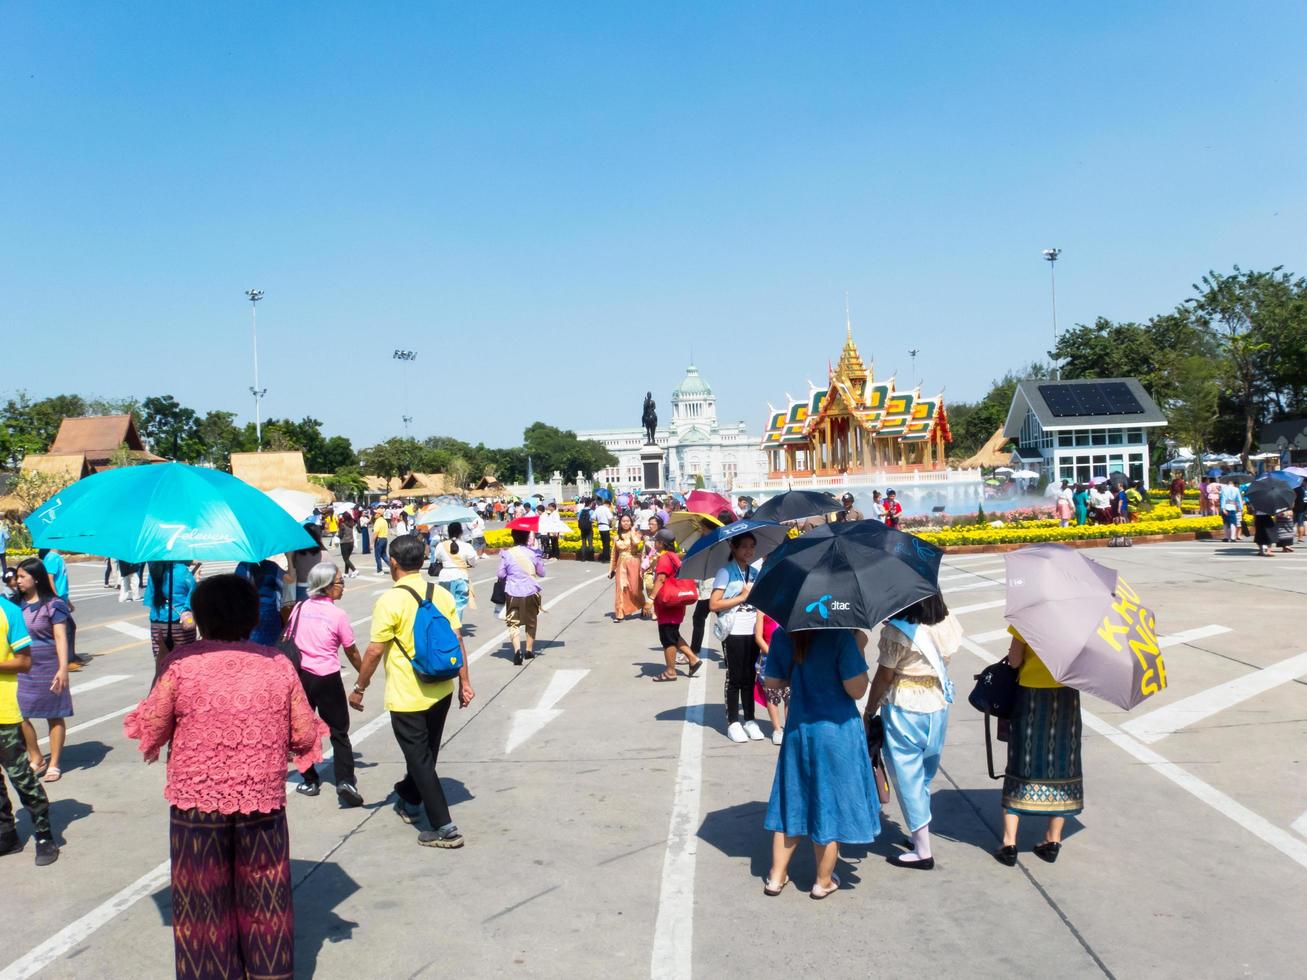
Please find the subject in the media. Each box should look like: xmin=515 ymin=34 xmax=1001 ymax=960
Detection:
xmin=674 ymin=365 xmax=713 ymax=397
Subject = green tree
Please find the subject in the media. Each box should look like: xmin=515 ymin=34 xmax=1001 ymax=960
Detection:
xmin=1 ymin=392 xmax=89 ymax=466
xmin=360 ymin=437 xmax=427 ymax=480
xmin=140 ymin=395 xmax=200 ymax=461
xmin=193 ymin=411 xmax=251 ymax=470
xmin=1185 ymin=266 xmax=1306 ymax=469
xmin=948 ymin=362 xmax=1049 ymax=461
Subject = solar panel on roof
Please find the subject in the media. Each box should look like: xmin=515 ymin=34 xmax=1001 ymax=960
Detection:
xmin=1038 ymin=382 xmax=1145 ymax=418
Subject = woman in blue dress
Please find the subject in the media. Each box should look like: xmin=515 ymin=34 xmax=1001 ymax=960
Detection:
xmin=234 ymin=557 xmax=288 ymax=646
xmin=763 ymin=626 xmax=879 ymax=899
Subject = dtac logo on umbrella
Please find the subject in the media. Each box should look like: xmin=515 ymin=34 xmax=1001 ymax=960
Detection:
xmin=805 ymin=594 xmax=850 ymax=619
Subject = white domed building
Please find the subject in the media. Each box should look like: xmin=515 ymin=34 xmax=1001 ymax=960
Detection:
xmin=578 ymin=365 xmax=767 ymax=491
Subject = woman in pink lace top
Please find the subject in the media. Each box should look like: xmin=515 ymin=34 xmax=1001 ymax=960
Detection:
xmin=125 ymin=574 xmax=327 ymax=980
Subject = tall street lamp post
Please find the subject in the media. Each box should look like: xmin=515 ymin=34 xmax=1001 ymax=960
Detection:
xmin=393 ymin=349 xmax=417 ymax=437
xmin=1043 ymin=248 xmax=1061 ymax=379
xmin=245 ymin=289 xmax=266 ymax=450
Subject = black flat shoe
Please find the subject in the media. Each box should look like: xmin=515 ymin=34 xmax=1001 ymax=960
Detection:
xmin=994 ymin=845 xmax=1018 ymax=867
xmin=295 ymin=782 xmax=320 ymax=797
xmin=887 ymin=853 xmax=935 ymax=870
xmin=1033 ymin=841 xmax=1061 ymax=863
xmin=513 ymin=652 xmax=523 ymax=666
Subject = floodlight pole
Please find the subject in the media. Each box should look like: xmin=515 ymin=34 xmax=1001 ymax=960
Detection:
xmin=1044 ymin=248 xmax=1061 ymax=379
xmin=908 ymin=348 xmax=920 ymax=388
xmin=393 ymin=350 xmax=418 ymax=438
xmin=246 ymin=289 xmax=267 ymax=450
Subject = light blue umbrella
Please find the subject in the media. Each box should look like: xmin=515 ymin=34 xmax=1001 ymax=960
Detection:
xmin=1269 ymin=470 xmax=1304 ymax=488
xmin=414 ymin=504 xmax=478 ymax=526
xmin=25 ymin=462 xmax=316 ymax=562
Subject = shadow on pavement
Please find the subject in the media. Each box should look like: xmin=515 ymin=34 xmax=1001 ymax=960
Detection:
xmin=927 ymin=786 xmax=1084 ymax=851
xmin=47 ymin=798 xmax=94 ymax=845
xmin=146 ymin=857 xmax=361 ymax=978
xmin=654 ymin=702 xmax=727 ymax=735
xmin=61 ymin=739 xmax=113 ymax=773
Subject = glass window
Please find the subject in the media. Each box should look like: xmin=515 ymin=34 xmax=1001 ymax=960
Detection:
xmin=1058 ymin=432 xmax=1073 ymax=447
xmin=1076 ymin=458 xmax=1092 ymax=484
xmin=1091 ymin=430 xmax=1107 ymax=446
xmin=1092 ymin=454 xmax=1108 ymax=478
xmin=1128 ymin=452 xmax=1145 ymax=484
xmin=1107 ymin=430 xmax=1123 ymax=445
xmin=1075 ymin=431 xmax=1090 ymax=447
xmin=1059 ymin=460 xmax=1075 ymax=481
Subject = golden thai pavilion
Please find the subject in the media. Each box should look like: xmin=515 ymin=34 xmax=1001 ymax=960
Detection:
xmin=759 ymin=330 xmax=952 ymax=479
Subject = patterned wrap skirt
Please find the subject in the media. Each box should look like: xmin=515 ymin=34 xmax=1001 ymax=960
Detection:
xmin=1002 ymin=686 xmax=1084 ymax=816
xmin=169 ymin=806 xmax=294 ymax=980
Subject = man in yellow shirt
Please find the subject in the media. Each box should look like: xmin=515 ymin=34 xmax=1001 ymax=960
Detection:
xmin=372 ymin=510 xmax=390 ymax=574
xmin=350 ymin=535 xmax=474 ymax=848
xmin=0 ymin=594 xmax=58 ymax=865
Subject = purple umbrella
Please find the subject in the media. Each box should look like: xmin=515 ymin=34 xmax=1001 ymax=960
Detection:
xmin=1003 ymin=544 xmax=1166 ymax=710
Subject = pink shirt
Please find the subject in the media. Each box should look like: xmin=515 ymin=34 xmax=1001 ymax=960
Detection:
xmin=124 ymin=641 xmax=327 ymax=814
xmin=289 ymin=597 xmax=356 ymax=676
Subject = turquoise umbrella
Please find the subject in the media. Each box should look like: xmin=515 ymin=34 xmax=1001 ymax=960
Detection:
xmin=25 ymin=462 xmax=316 ymax=562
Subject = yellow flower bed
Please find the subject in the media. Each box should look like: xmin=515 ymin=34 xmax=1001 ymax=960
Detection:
xmin=484 ymin=522 xmax=586 ymax=553
xmin=918 ymin=515 xmax=1221 ymax=548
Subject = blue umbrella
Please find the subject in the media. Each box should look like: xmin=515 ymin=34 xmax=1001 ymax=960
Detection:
xmin=678 ymin=518 xmax=790 ymax=580
xmin=1268 ymin=470 xmax=1304 ymax=488
xmin=594 ymin=488 xmax=613 ymax=502
xmin=25 ymin=462 xmax=316 ymax=562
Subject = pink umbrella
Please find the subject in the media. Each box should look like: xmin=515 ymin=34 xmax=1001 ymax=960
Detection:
xmin=685 ymin=489 xmax=734 ymax=520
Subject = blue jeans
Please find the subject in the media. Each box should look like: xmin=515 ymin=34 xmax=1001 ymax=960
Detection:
xmin=375 ymin=539 xmax=389 ymax=572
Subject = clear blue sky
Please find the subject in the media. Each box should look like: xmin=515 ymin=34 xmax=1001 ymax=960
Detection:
xmin=3 ymin=3 xmax=1305 ymax=449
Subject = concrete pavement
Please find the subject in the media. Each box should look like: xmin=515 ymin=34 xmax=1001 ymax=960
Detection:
xmin=3 ymin=538 xmax=1306 ymax=978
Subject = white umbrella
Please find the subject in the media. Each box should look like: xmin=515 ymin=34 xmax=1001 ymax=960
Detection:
xmin=994 ymin=467 xmax=1015 ymax=475
xmin=1012 ymin=469 xmax=1040 ymax=480
xmin=330 ymin=501 xmax=353 ymax=514
xmin=265 ymin=487 xmax=318 ymax=523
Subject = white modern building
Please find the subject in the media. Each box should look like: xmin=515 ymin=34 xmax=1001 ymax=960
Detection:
xmin=578 ymin=365 xmax=768 ymax=491
xmin=1004 ymin=377 xmax=1167 ymax=488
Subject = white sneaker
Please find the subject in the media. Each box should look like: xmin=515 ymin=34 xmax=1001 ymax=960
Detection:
xmin=726 ymin=722 xmax=748 ymax=743
xmin=743 ymin=720 xmax=765 ymax=741
xmin=772 ymin=728 xmax=784 ymax=746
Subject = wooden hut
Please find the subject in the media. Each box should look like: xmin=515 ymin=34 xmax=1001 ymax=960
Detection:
xmin=230 ymin=451 xmax=333 ymax=504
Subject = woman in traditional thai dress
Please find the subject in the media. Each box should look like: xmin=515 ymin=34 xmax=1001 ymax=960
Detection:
xmin=994 ymin=625 xmax=1083 ymax=866
xmin=607 ymin=514 xmax=644 ymax=622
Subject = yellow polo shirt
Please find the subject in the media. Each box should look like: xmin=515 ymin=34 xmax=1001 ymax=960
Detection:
xmin=1007 ymin=625 xmax=1062 ymax=689
xmin=370 ymin=573 xmax=461 ymax=711
xmin=0 ymin=597 xmax=33 ymax=725
xmin=373 ymin=515 xmax=389 ymax=540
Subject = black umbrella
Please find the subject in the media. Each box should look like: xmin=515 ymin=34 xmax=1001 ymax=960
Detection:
xmin=751 ymin=490 xmax=839 ymax=524
xmin=1245 ymin=477 xmax=1295 ymax=514
xmin=749 ymin=521 xmax=943 ymax=633
xmin=1107 ymin=471 xmax=1129 ymax=489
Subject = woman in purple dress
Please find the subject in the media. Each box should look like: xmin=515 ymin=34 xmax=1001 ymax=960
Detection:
xmin=15 ymin=558 xmax=73 ymax=783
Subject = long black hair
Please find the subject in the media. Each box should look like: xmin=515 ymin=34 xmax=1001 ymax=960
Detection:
xmin=896 ymin=593 xmax=949 ymax=626
xmin=17 ymin=557 xmax=55 ymax=602
xmin=147 ymin=561 xmax=176 ymax=610
xmin=447 ymin=522 xmax=462 ymax=556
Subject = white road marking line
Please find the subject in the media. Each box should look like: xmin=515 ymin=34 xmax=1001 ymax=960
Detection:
xmin=39 ymin=705 xmax=134 ymax=747
xmin=105 ymin=621 xmax=151 ymax=641
xmin=951 ymin=599 xmax=1006 ymax=616
xmin=7 ymin=571 xmax=614 ymax=976
xmin=1292 ymin=811 xmax=1307 ymax=839
xmin=943 ymin=577 xmax=1005 ymax=595
xmin=69 ymin=674 xmax=131 ymax=696
xmin=0 ymin=861 xmax=173 ymax=980
xmin=1158 ymin=624 xmax=1232 ymax=649
xmin=1120 ymin=651 xmax=1307 ymax=744
xmin=505 ymin=669 xmax=589 ymax=753
xmin=467 ymin=573 xmax=610 ymax=665
xmin=1081 ymin=711 xmax=1307 ymax=870
xmin=940 ymin=553 xmax=1011 ymax=564
xmin=650 ymin=650 xmax=709 ymax=980
xmin=969 ymin=624 xmax=1231 ymax=650
xmin=958 ymin=637 xmax=1307 ymax=871
xmin=938 ymin=564 xmax=1006 ymax=583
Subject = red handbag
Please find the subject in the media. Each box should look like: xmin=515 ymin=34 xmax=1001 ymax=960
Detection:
xmin=655 ymin=554 xmax=699 ymax=607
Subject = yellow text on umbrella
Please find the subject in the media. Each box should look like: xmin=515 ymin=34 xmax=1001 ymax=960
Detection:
xmin=1095 ymin=578 xmax=1168 ymax=697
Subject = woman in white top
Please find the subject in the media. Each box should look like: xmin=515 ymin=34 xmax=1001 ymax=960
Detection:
xmin=865 ymin=594 xmax=962 ymax=870
xmin=432 ymin=522 xmax=480 ymax=619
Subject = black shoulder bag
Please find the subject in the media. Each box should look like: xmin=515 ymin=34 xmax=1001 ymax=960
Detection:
xmin=969 ymin=660 xmax=1019 ymax=780
xmin=277 ymin=601 xmax=305 ymax=671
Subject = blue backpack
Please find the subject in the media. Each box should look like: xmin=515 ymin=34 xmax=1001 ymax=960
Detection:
xmin=395 ymin=584 xmax=464 ymax=682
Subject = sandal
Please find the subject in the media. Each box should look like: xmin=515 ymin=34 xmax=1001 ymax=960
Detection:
xmin=687 ymin=660 xmax=704 ymax=677
xmin=652 ymin=673 xmax=678 ymax=683
xmin=763 ymin=875 xmax=789 ymax=896
xmin=30 ymin=759 xmax=48 ymax=778
xmin=43 ymin=767 xmax=62 ymax=783
xmin=810 ymin=873 xmax=840 ymax=900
